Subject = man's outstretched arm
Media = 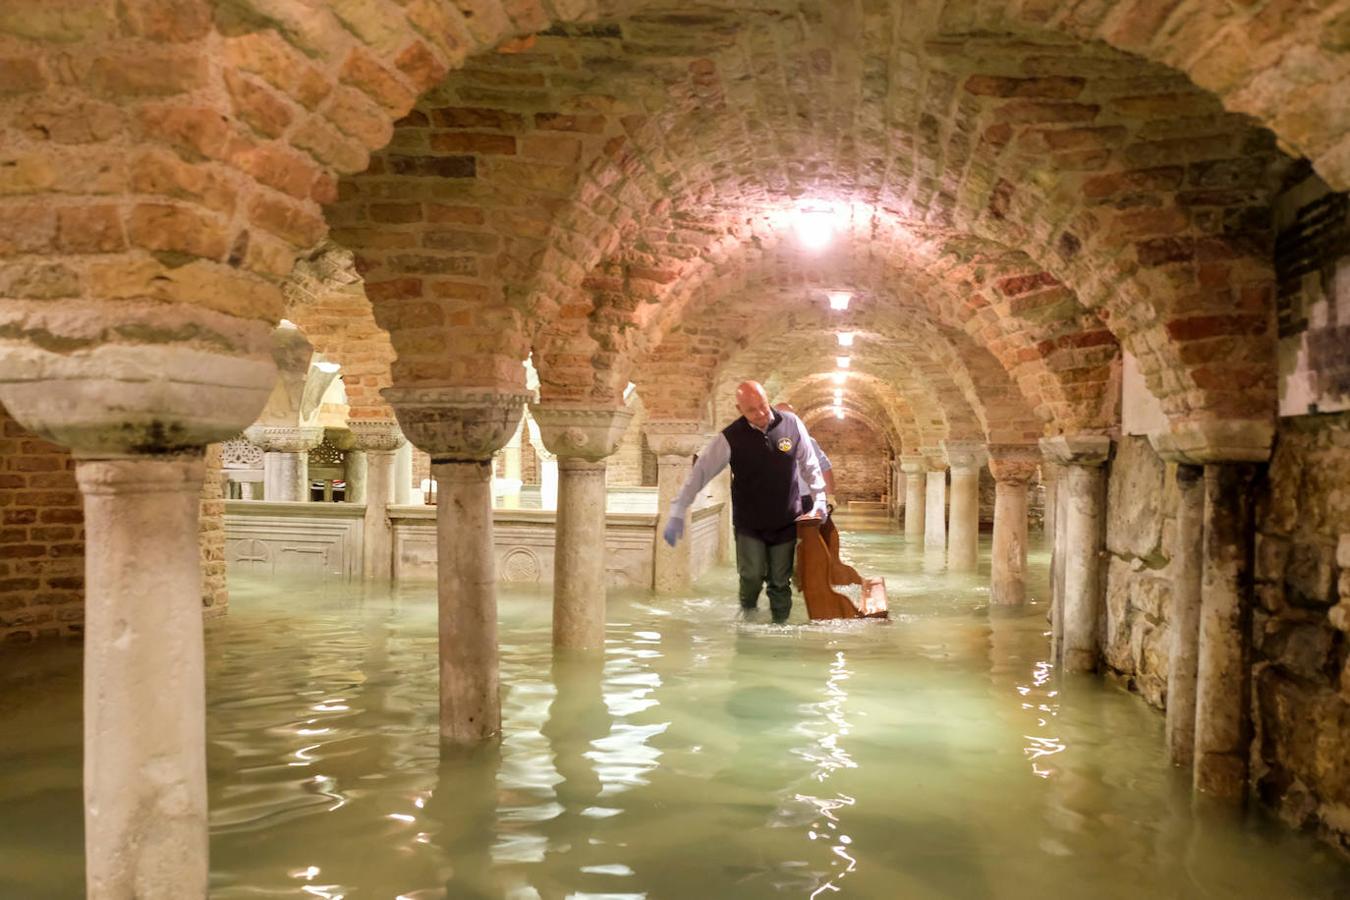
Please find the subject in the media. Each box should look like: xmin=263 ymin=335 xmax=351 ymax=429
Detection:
xmin=662 ymin=433 xmax=731 ymax=546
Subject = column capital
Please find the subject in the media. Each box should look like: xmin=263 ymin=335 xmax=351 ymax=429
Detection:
xmin=0 ymin=308 xmax=276 ymax=457
xmin=643 ymin=419 xmax=708 ymax=457
xmin=987 ymin=443 xmax=1041 ymax=483
xmin=347 ymin=418 xmax=406 ymax=453
xmin=941 ymin=440 xmax=987 ymax=473
xmin=243 ymin=424 xmax=325 ymax=453
xmin=530 ymin=404 xmax=634 ymax=462
xmin=899 ymin=454 xmax=927 ymax=475
xmin=1039 ymin=434 xmax=1111 ymax=467
xmin=1147 ymin=419 xmax=1273 ymax=464
xmin=384 ymin=386 xmax=528 ymax=462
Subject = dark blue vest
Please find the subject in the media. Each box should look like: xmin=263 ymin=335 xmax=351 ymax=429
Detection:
xmin=723 ymin=410 xmax=801 ymax=538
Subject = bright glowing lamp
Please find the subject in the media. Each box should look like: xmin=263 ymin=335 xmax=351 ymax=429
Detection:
xmin=831 ymin=372 xmax=846 ymax=385
xmin=314 ymin=361 xmax=340 ymax=374
xmin=827 ymin=291 xmax=852 ymax=311
xmin=833 ymin=389 xmax=843 ymax=402
xmin=837 ymin=332 xmax=855 ymax=347
xmin=795 ymin=206 xmax=836 ymax=251
xmin=836 ymin=356 xmax=850 ymax=369
xmin=834 ymin=406 xmax=845 ymax=419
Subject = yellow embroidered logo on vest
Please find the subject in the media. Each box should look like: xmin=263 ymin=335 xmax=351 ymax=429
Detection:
xmin=777 ymin=438 xmax=792 ymax=452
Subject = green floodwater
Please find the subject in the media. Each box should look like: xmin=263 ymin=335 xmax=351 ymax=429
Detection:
xmin=1 ymin=515 xmax=1347 ymax=899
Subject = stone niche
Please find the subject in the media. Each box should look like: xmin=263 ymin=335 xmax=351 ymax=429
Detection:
xmin=1101 ymin=435 xmax=1178 ymax=709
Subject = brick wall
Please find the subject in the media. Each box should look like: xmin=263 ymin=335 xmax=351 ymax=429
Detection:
xmin=606 ymin=401 xmax=646 ymax=487
xmin=0 ymin=405 xmax=84 ymax=641
xmin=806 ymin=418 xmax=892 ymax=502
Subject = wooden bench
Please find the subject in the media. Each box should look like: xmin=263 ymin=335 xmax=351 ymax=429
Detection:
xmin=795 ymin=516 xmax=889 ymax=621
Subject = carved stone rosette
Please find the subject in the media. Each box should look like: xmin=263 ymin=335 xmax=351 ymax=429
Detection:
xmin=987 ymin=443 xmax=1041 ymax=483
xmin=941 ymin=440 xmax=988 ymax=473
xmin=1039 ymin=434 xmax=1112 ymax=467
xmin=530 ymin=404 xmax=634 ymax=462
xmin=643 ymin=420 xmax=709 ymax=458
xmin=347 ymin=418 xmax=407 ymax=453
xmin=243 ymin=424 xmax=325 ymax=453
xmin=383 ymin=386 xmax=528 ymax=461
xmin=1147 ymin=418 xmax=1274 ymax=465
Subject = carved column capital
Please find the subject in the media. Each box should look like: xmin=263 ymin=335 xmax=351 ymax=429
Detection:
xmin=643 ymin=420 xmax=708 ymax=458
xmin=347 ymin=418 xmax=406 ymax=453
xmin=530 ymin=404 xmax=634 ymax=462
xmin=1039 ymin=434 xmax=1112 ymax=467
xmin=0 ymin=307 xmax=276 ymax=457
xmin=899 ymin=454 xmax=927 ymax=476
xmin=243 ymin=424 xmax=325 ymax=453
xmin=987 ymin=443 xmax=1041 ymax=484
xmin=1147 ymin=419 xmax=1273 ymax=465
xmin=941 ymin=440 xmax=988 ymax=474
xmin=384 ymin=385 xmax=528 ymax=462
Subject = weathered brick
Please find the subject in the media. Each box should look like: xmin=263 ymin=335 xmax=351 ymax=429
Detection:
xmin=127 ymin=202 xmax=231 ymax=259
xmin=55 ymin=205 xmax=126 ymax=253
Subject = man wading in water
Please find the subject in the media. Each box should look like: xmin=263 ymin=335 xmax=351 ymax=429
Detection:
xmin=661 ymin=381 xmax=828 ymax=624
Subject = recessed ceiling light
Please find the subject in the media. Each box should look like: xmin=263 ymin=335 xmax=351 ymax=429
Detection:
xmin=834 ymin=406 xmax=845 ymax=419
xmin=836 ymin=356 xmax=850 ymax=369
xmin=837 ymin=332 xmax=855 ymax=347
xmin=827 ymin=291 xmax=851 ymax=311
xmin=795 ymin=205 xmax=836 ymax=251
xmin=831 ymin=372 xmax=846 ymax=385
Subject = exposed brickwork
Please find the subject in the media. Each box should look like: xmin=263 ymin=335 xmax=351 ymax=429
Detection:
xmin=805 ymin=415 xmax=894 ymax=502
xmin=0 ymin=404 xmax=83 ymax=641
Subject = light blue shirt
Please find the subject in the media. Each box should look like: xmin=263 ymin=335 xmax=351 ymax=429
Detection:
xmin=798 ymin=437 xmax=831 ymax=497
xmin=668 ymin=411 xmax=827 ymax=521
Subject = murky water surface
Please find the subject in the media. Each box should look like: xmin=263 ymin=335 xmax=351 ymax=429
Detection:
xmin=2 ymin=517 xmax=1346 ymax=898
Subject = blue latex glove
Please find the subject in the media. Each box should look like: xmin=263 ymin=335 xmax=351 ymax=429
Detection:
xmin=662 ymin=516 xmax=685 ymax=547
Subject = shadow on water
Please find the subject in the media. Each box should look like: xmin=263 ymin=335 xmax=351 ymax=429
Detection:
xmin=0 ymin=523 xmax=1347 ymax=898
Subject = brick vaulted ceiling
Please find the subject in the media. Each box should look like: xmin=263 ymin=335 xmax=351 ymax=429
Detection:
xmin=2 ymin=0 xmax=1344 ymax=447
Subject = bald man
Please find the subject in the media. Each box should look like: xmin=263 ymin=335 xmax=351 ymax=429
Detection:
xmin=662 ymin=381 xmax=827 ymax=624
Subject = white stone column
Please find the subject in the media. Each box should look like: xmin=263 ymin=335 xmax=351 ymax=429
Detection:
xmin=900 ymin=455 xmax=926 ymax=542
xmin=1165 ymin=463 xmax=1204 ymax=768
xmin=387 ymin=387 xmax=527 ymax=744
xmin=349 ymin=420 xmax=405 ymax=582
xmin=0 ymin=312 xmax=277 ymax=900
xmin=393 ymin=441 xmax=415 ymax=505
xmin=646 ymin=421 xmax=708 ymax=594
xmin=346 ymin=448 xmax=367 ymax=503
xmin=1046 ymin=464 xmax=1068 ymax=661
xmin=78 ymin=456 xmax=210 ymax=898
xmin=988 ymin=446 xmax=1039 ymax=606
xmin=533 ymin=405 xmax=634 ymax=652
xmin=1193 ymin=462 xmax=1257 ymax=799
xmin=943 ymin=441 xmax=986 ymax=573
xmin=924 ymin=459 xmax=947 ymax=552
xmin=244 ymin=424 xmax=323 ymax=502
xmin=1040 ymin=435 xmax=1111 ymax=674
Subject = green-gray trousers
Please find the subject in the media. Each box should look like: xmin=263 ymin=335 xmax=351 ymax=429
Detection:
xmin=735 ymin=531 xmax=795 ymax=623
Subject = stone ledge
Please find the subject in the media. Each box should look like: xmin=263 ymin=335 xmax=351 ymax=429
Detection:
xmin=1039 ymin=434 xmax=1112 ymax=466
xmin=1147 ymin=419 xmax=1274 ymax=464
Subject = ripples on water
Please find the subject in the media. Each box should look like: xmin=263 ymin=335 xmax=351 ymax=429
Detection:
xmin=1 ymin=521 xmax=1347 ymax=898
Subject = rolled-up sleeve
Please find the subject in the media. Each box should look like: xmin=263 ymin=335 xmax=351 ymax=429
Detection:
xmin=668 ymin=433 xmax=730 ymax=520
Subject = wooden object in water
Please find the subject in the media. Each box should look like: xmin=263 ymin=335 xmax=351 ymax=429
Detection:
xmin=795 ymin=516 xmax=889 ymax=621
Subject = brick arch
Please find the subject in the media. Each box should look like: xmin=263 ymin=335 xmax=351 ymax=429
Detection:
xmin=283 ymin=244 xmax=395 ymax=420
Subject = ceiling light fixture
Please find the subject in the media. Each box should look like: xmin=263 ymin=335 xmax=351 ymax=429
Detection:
xmin=795 ymin=205 xmax=837 ymax=252
xmin=314 ymin=361 xmax=340 ymax=374
xmin=833 ymin=389 xmax=843 ymax=401
xmin=834 ymin=406 xmax=845 ymax=419
xmin=836 ymin=356 xmax=850 ymax=369
xmin=827 ymin=291 xmax=852 ymax=311
xmin=837 ymin=332 xmax=855 ymax=347
xmin=831 ymin=372 xmax=846 ymax=385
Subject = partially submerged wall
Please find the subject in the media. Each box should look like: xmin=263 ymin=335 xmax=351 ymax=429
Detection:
xmin=807 ymin=417 xmax=891 ymax=502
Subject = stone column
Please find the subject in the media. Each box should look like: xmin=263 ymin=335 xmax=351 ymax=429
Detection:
xmin=1040 ymin=435 xmax=1111 ymax=674
xmin=0 ymin=314 xmax=277 ymax=899
xmin=943 ymin=441 xmax=986 ymax=572
xmin=1165 ymin=464 xmax=1204 ymax=768
xmin=498 ymin=422 xmax=524 ymax=509
xmin=346 ymin=449 xmax=367 ymax=503
xmin=1193 ymin=462 xmax=1257 ymax=798
xmin=1045 ymin=464 xmax=1068 ymax=660
xmin=387 ymin=387 xmax=527 ymax=744
xmin=988 ymin=445 xmax=1039 ymax=606
xmin=349 ymin=419 xmax=405 ymax=583
xmin=394 ymin=441 xmax=415 ymax=505
xmin=924 ymin=459 xmax=947 ymax=551
xmin=243 ymin=424 xmax=323 ymax=502
xmin=900 ymin=455 xmax=926 ymax=541
xmin=533 ymin=405 xmax=634 ymax=652
xmin=646 ymin=421 xmax=708 ymax=593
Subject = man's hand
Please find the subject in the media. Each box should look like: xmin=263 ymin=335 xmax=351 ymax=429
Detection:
xmin=795 ymin=510 xmax=822 ymax=523
xmin=662 ymin=516 xmax=685 ymax=547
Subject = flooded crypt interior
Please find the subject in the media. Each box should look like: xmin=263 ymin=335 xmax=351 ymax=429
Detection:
xmin=0 ymin=0 xmax=1349 ymax=897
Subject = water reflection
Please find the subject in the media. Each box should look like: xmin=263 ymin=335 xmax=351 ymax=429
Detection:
xmin=1 ymin=527 xmax=1347 ymax=899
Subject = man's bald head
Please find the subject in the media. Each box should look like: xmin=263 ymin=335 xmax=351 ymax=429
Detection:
xmin=735 ymin=381 xmax=773 ymax=430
